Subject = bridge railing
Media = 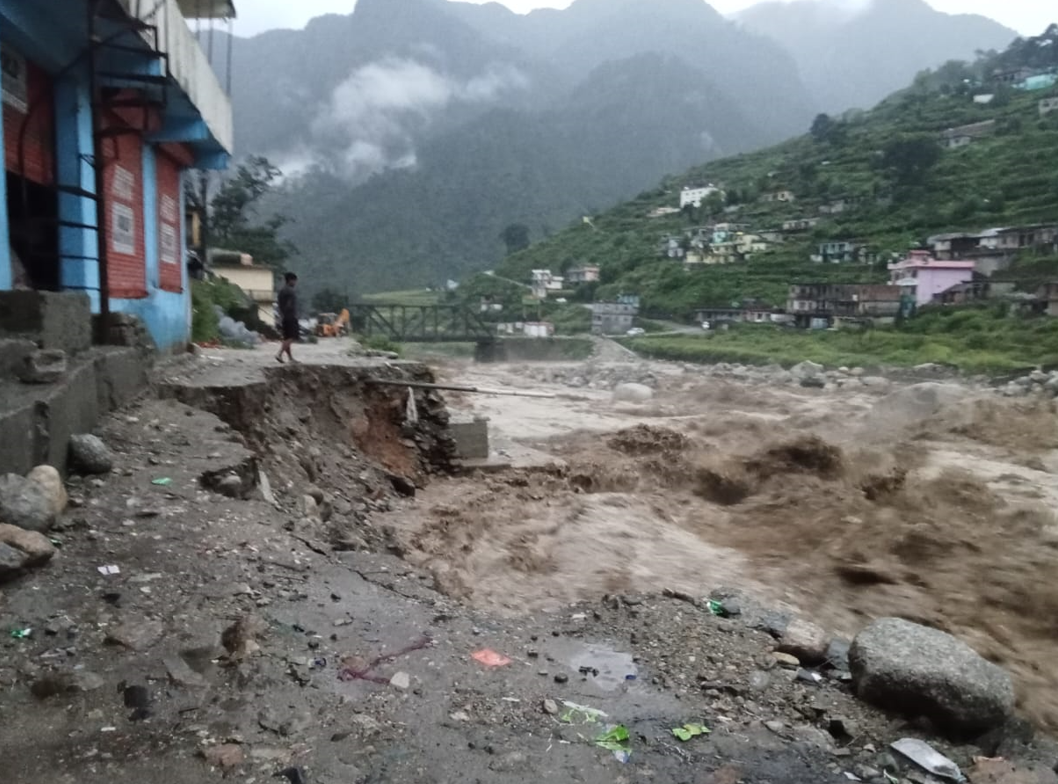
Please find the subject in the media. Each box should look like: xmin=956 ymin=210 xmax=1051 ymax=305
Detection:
xmin=348 ymin=304 xmax=496 ymax=343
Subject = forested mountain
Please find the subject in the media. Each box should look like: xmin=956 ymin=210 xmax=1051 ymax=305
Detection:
xmin=736 ymin=0 xmax=1017 ymax=113
xmin=496 ymin=27 xmax=1058 ymax=319
xmin=220 ymin=0 xmax=1025 ymax=296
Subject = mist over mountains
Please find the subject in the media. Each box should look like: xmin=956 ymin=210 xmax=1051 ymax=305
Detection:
xmin=222 ymin=0 xmax=1018 ymax=294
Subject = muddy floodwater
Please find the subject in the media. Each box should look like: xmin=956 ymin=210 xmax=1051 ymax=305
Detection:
xmin=382 ymin=356 xmax=1058 ymax=731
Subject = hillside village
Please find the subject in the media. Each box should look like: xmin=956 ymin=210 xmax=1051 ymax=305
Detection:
xmin=494 ymin=29 xmax=1058 ymax=338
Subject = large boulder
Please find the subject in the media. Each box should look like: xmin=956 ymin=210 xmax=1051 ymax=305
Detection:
xmin=0 ymin=524 xmax=56 ymax=567
xmin=849 ymin=618 xmax=1014 ymax=735
xmin=612 ymin=383 xmax=654 ymax=404
xmin=0 ymin=474 xmax=56 ymax=533
xmin=68 ymin=434 xmax=114 ymax=475
xmin=0 ymin=525 xmax=56 ymax=581
xmin=777 ymin=618 xmax=829 ymax=665
xmin=26 ymin=465 xmax=67 ymax=517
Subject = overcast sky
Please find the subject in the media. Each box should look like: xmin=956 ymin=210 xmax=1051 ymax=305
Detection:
xmin=232 ymin=0 xmax=1050 ymax=38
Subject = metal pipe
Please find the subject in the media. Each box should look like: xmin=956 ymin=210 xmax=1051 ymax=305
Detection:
xmin=89 ymin=0 xmax=112 ymax=339
xmin=367 ymin=379 xmax=556 ymax=399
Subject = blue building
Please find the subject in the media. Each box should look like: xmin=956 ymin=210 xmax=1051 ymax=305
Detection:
xmin=0 ymin=0 xmax=234 ymax=351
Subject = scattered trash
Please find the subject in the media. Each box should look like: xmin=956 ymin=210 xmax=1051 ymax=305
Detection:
xmin=611 ymin=750 xmax=632 ymax=764
xmin=150 ymin=478 xmax=172 ymax=487
xmin=97 ymin=564 xmax=121 ymax=576
xmin=10 ymin=627 xmax=32 ymax=639
xmin=275 ymin=766 xmax=307 ymax=784
xmin=471 ymin=649 xmax=512 ymax=668
xmin=705 ymin=600 xmax=725 ymax=616
xmin=625 ymin=674 xmax=637 ymax=681
xmin=594 ymin=725 xmax=631 ymax=757
xmin=579 ymin=665 xmax=600 ymax=677
xmin=560 ymin=701 xmax=608 ymax=725
xmin=844 ymin=773 xmax=862 ymax=782
xmin=311 ymin=657 xmax=327 ymax=670
xmin=672 ymin=723 xmax=711 ymax=742
xmin=796 ymin=669 xmax=824 ymax=685
xmin=338 ymin=636 xmax=432 ymax=685
xmin=891 ymin=738 xmax=964 ymax=782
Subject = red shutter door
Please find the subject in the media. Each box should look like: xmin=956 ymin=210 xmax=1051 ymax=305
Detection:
xmin=101 ymin=123 xmax=147 ymax=299
xmin=2 ymin=50 xmax=55 ymax=185
xmin=156 ymin=150 xmax=183 ymax=293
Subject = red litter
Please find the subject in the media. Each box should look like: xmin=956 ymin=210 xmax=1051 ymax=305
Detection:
xmin=471 ymin=649 xmax=512 ymax=667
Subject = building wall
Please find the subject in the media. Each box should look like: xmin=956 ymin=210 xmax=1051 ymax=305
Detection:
xmin=100 ymin=121 xmax=147 ymax=298
xmin=914 ymin=269 xmax=974 ymax=306
xmin=3 ymin=50 xmax=54 ymax=185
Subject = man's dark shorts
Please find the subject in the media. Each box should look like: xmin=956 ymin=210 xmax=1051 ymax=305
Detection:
xmin=282 ymin=319 xmax=299 ymax=341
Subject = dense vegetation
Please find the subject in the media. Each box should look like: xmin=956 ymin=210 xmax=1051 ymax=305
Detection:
xmin=627 ymin=305 xmax=1058 ymax=374
xmin=500 ymin=29 xmax=1058 ymax=322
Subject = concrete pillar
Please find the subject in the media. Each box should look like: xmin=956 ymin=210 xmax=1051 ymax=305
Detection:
xmin=53 ymin=65 xmax=99 ymax=310
xmin=0 ymin=33 xmax=11 ymax=291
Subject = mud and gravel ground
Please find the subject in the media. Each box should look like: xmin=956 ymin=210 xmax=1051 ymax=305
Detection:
xmin=3 ymin=341 xmax=1058 ymax=784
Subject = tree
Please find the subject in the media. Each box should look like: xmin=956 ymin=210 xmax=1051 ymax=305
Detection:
xmin=810 ymin=113 xmax=834 ymax=143
xmin=205 ymin=156 xmax=298 ymax=269
xmin=500 ymin=223 xmax=531 ymax=255
xmin=312 ymin=287 xmax=346 ymax=314
xmin=881 ymin=135 xmax=942 ymax=186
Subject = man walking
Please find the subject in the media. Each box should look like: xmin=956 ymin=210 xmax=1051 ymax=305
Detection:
xmin=276 ymin=272 xmax=299 ymax=364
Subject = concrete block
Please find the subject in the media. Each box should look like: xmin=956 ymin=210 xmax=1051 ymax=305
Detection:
xmin=0 ymin=339 xmax=36 ymax=377
xmin=43 ymin=362 xmax=100 ymax=472
xmin=0 ymin=291 xmax=92 ymax=356
xmin=0 ymin=400 xmax=41 ymax=476
xmin=19 ymin=350 xmax=67 ymax=385
xmin=449 ymin=416 xmax=489 ymax=460
xmin=95 ymin=349 xmax=150 ymax=412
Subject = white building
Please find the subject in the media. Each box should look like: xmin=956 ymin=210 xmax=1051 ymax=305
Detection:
xmin=680 ymin=185 xmax=722 ymax=209
xmin=530 ymin=270 xmax=565 ymax=299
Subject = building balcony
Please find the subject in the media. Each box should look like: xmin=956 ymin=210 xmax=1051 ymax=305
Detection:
xmin=113 ymin=0 xmax=234 ymax=155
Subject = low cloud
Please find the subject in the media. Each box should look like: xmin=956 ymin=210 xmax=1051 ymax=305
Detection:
xmin=283 ymin=58 xmax=528 ymax=181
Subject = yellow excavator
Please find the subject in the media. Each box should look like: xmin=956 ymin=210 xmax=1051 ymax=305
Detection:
xmin=315 ymin=309 xmax=350 ymax=338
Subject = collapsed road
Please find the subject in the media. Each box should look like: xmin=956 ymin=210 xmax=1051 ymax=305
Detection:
xmin=2 ymin=339 xmax=1058 ymax=784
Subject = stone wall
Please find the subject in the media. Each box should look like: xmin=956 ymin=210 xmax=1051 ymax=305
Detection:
xmin=0 ymin=291 xmax=92 ymax=356
xmin=0 ymin=348 xmax=151 ymax=476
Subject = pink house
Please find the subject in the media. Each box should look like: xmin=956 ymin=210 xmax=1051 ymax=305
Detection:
xmin=888 ymin=251 xmax=975 ymax=306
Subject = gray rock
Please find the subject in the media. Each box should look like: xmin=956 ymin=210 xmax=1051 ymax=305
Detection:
xmin=778 ymin=618 xmax=829 ymax=665
xmin=825 ymin=638 xmax=851 ymax=671
xmin=612 ymin=383 xmax=654 ymax=403
xmin=0 ymin=524 xmax=56 ymax=567
xmin=791 ymin=360 xmax=825 ymax=379
xmin=68 ymin=434 xmax=114 ymax=475
xmin=0 ymin=542 xmax=26 ymax=579
xmin=861 ymin=376 xmax=891 ymax=389
xmin=849 ymin=617 xmax=1015 ymax=734
xmin=164 ymin=655 xmax=209 ymax=688
xmin=389 ymin=671 xmax=410 ymax=690
xmin=19 ymin=349 xmax=67 ymax=384
xmin=0 ymin=474 xmax=56 ymax=533
xmin=748 ymin=670 xmax=771 ymax=691
xmin=214 ymin=473 xmax=245 ymax=499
